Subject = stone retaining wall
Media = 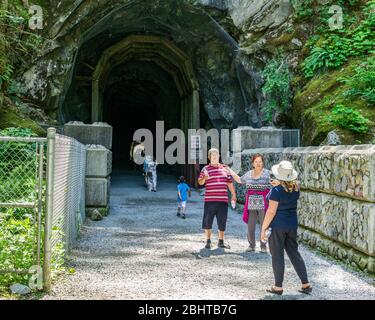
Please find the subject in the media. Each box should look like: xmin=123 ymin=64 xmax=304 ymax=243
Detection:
xmin=237 ymin=145 xmax=375 ymax=273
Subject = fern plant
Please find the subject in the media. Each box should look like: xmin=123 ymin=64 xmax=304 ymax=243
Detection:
xmin=340 ymin=56 xmax=375 ymax=104
xmin=0 ymin=4 xmax=43 ymax=92
xmin=302 ymin=0 xmax=375 ymax=78
xmin=261 ymin=55 xmax=292 ymax=123
xmin=325 ymin=104 xmax=372 ymax=134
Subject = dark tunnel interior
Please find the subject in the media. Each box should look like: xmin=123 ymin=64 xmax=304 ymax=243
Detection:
xmin=102 ymin=60 xmax=183 ymax=174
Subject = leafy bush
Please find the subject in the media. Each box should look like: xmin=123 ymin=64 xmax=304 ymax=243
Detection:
xmin=340 ymin=56 xmax=375 ymax=104
xmin=302 ymin=1 xmax=375 ymax=77
xmin=0 ymin=127 xmax=65 ymax=293
xmin=325 ymin=104 xmax=372 ymax=133
xmin=0 ymin=128 xmax=37 ymax=201
xmin=0 ymin=127 xmax=37 ymax=137
xmin=291 ymin=0 xmax=314 ymax=21
xmin=261 ymin=55 xmax=292 ymax=122
xmin=0 ymin=2 xmax=43 ymax=91
xmin=0 ymin=207 xmax=38 ymax=290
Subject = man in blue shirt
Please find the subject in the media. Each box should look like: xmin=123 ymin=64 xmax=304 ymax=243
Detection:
xmin=177 ymin=176 xmax=191 ymax=219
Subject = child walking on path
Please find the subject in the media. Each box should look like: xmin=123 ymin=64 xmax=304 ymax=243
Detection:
xmin=177 ymin=176 xmax=191 ymax=219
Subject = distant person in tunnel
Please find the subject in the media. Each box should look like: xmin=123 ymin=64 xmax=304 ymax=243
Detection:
xmin=145 ymin=156 xmax=158 ymax=192
xmin=130 ymin=140 xmax=145 ymax=172
xmin=198 ymin=148 xmax=237 ymax=249
xmin=143 ymin=155 xmax=152 ymax=188
xmin=177 ymin=176 xmax=191 ymax=219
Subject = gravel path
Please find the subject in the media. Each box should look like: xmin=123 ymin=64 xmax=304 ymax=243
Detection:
xmin=43 ymin=170 xmax=375 ymax=300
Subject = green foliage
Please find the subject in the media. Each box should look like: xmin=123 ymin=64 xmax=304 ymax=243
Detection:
xmin=325 ymin=104 xmax=372 ymax=133
xmin=291 ymin=0 xmax=314 ymax=21
xmin=261 ymin=55 xmax=292 ymax=122
xmin=0 ymin=63 xmax=14 ymax=86
xmin=0 ymin=127 xmax=37 ymax=137
xmin=337 ymin=0 xmax=361 ymax=6
xmin=0 ymin=207 xmax=38 ymax=290
xmin=302 ymin=1 xmax=375 ymax=77
xmin=340 ymin=56 xmax=375 ymax=104
xmin=0 ymin=2 xmax=43 ymax=90
xmin=0 ymin=127 xmax=38 ymax=290
xmin=0 ymin=127 xmax=65 ymax=293
xmin=0 ymin=127 xmax=37 ymax=201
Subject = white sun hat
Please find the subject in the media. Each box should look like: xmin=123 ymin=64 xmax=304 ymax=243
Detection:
xmin=271 ymin=160 xmax=298 ymax=182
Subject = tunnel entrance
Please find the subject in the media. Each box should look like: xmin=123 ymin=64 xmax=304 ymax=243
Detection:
xmin=58 ymin=0 xmax=265 ymax=186
xmin=97 ymin=35 xmax=200 ymax=180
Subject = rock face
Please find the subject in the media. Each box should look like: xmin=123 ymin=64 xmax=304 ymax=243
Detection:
xmin=16 ymin=0 xmax=314 ymax=132
xmin=228 ymin=0 xmax=292 ymax=36
xmin=20 ymin=0 xmax=285 ymax=129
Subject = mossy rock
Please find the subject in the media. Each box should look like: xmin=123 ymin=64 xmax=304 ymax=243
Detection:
xmin=0 ymin=98 xmax=46 ymax=136
xmin=290 ymin=57 xmax=375 ymax=145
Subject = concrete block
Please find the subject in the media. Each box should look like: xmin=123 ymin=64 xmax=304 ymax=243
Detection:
xmin=64 ymin=122 xmax=113 ymax=150
xmin=86 ymin=145 xmax=112 ymax=177
xmin=86 ymin=177 xmax=110 ymax=207
xmin=232 ymin=127 xmax=283 ymax=152
xmin=232 ymin=127 xmax=300 ymax=153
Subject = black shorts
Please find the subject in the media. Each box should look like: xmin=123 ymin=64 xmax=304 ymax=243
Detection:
xmin=202 ymin=202 xmax=228 ymax=232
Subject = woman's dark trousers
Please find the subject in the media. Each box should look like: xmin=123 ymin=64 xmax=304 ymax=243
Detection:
xmin=268 ymin=228 xmax=309 ymax=287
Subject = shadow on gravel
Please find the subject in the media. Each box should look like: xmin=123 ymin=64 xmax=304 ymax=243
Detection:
xmin=236 ymin=251 xmax=271 ymax=262
xmin=192 ymin=248 xmax=229 ymax=259
xmin=191 ymin=247 xmax=273 ymax=262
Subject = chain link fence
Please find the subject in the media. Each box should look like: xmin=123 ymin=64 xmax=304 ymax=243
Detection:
xmin=0 ymin=128 xmax=87 ymax=292
xmin=0 ymin=136 xmax=46 ymax=287
xmin=44 ymin=128 xmax=86 ymax=291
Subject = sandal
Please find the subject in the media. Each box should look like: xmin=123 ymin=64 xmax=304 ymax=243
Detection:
xmin=299 ymin=286 xmax=313 ymax=294
xmin=266 ymin=286 xmax=283 ymax=295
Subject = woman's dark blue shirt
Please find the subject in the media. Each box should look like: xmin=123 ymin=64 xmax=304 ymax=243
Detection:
xmin=267 ymin=185 xmax=300 ymax=229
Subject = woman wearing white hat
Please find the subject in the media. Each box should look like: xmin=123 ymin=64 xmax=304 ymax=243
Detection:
xmin=261 ymin=161 xmax=312 ymax=295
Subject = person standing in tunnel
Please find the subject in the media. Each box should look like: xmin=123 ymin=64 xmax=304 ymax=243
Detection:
xmin=145 ymin=156 xmax=158 ymax=192
xmin=130 ymin=140 xmax=145 ymax=172
xmin=198 ymin=148 xmax=237 ymax=249
xmin=143 ymin=155 xmax=152 ymax=188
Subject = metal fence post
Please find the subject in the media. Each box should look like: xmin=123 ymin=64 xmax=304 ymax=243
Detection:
xmin=36 ymin=142 xmax=44 ymax=269
xmin=43 ymin=128 xmax=56 ymax=292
